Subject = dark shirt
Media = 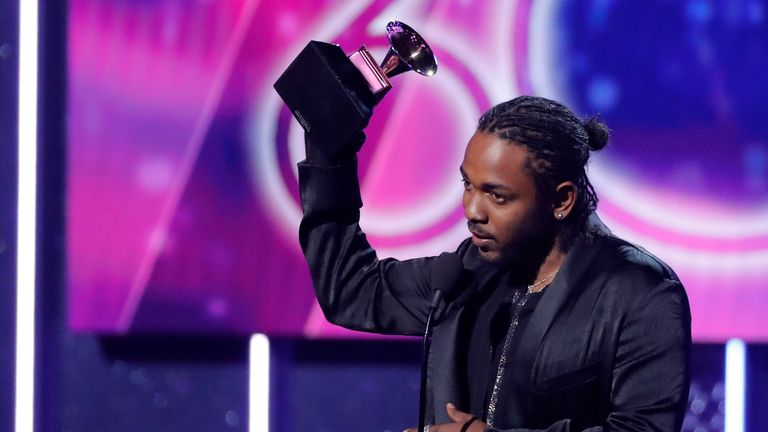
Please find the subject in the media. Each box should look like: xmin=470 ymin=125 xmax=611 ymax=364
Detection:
xmin=466 ymin=272 xmax=545 ymax=426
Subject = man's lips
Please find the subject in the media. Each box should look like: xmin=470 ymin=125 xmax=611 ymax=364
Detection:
xmin=468 ymin=225 xmax=494 ymax=246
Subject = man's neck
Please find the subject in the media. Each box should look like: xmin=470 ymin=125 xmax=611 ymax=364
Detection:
xmin=501 ymin=233 xmax=566 ymax=288
xmin=529 ymin=244 xmax=567 ymax=292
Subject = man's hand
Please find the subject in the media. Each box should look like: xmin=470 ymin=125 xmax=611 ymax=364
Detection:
xmin=304 ymin=128 xmax=367 ymax=166
xmin=404 ymin=403 xmax=489 ymax=432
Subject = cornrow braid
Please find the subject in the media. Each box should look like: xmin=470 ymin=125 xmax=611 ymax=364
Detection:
xmin=477 ymin=96 xmax=609 ymax=247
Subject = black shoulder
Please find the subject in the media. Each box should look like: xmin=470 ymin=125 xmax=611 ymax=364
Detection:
xmin=598 ymin=234 xmax=680 ymax=284
xmin=584 ymin=234 xmax=689 ymax=330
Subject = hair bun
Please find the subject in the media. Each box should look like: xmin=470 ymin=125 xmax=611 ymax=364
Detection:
xmin=583 ymin=115 xmax=610 ymax=151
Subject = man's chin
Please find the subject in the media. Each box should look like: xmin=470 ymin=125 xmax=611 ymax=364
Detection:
xmin=477 ymin=248 xmax=502 ymax=264
xmin=477 ymin=245 xmax=525 ymax=268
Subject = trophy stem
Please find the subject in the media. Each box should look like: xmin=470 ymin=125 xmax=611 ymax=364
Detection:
xmin=380 ymin=48 xmax=412 ymax=78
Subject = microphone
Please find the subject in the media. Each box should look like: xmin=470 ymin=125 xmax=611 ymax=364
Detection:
xmin=419 ymin=252 xmax=464 ymax=432
xmin=429 ymin=252 xmax=464 ymax=309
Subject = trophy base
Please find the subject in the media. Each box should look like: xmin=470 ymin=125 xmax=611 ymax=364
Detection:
xmin=273 ymin=41 xmax=378 ymax=148
xmin=348 ymin=46 xmax=392 ymax=95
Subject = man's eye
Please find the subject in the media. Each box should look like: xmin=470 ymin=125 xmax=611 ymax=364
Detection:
xmin=461 ymin=179 xmax=472 ymax=190
xmin=490 ymin=192 xmax=507 ymax=203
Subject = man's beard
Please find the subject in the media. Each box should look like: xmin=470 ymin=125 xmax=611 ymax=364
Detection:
xmin=486 ymin=210 xmax=558 ymax=284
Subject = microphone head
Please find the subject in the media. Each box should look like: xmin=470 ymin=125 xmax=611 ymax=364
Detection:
xmin=429 ymin=252 xmax=464 ymax=297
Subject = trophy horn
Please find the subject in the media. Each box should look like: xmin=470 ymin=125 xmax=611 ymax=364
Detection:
xmin=380 ymin=21 xmax=438 ymax=78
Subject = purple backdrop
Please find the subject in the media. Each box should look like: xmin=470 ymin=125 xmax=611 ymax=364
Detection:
xmin=68 ymin=0 xmax=768 ymax=340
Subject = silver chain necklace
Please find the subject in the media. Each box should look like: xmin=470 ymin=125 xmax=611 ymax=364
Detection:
xmin=526 ymin=268 xmax=559 ymax=294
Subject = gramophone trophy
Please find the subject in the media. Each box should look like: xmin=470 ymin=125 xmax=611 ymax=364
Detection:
xmin=273 ymin=21 xmax=438 ymax=149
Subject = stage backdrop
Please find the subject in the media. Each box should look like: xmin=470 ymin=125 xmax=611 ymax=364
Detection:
xmin=68 ymin=0 xmax=768 ymax=340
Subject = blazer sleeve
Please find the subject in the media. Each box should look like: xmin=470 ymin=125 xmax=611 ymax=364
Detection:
xmin=487 ymin=278 xmax=691 ymax=432
xmin=602 ymin=278 xmax=691 ymax=431
xmin=297 ymin=159 xmax=437 ymax=336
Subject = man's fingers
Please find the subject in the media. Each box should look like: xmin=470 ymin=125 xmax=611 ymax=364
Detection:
xmin=405 ymin=407 xmax=475 ymax=432
xmin=403 ymin=427 xmax=440 ymax=432
xmin=445 ymin=402 xmax=473 ymax=423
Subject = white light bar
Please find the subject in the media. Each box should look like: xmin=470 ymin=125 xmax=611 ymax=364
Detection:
xmin=15 ymin=0 xmax=39 ymax=431
xmin=249 ymin=334 xmax=270 ymax=432
xmin=725 ymin=338 xmax=746 ymax=432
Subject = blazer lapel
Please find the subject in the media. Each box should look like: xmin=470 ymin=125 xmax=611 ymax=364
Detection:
xmin=516 ymin=220 xmax=609 ymax=388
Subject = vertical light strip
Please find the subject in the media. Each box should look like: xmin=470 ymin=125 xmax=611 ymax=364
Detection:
xmin=16 ymin=0 xmax=39 ymax=431
xmin=725 ymin=338 xmax=746 ymax=432
xmin=249 ymin=334 xmax=270 ymax=432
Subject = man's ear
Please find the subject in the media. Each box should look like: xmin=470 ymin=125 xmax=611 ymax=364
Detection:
xmin=552 ymin=181 xmax=577 ymax=221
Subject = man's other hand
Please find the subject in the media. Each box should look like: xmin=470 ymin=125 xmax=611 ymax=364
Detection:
xmin=403 ymin=403 xmax=488 ymax=432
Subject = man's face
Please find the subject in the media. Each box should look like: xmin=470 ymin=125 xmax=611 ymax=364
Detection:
xmin=460 ymin=131 xmax=554 ymax=265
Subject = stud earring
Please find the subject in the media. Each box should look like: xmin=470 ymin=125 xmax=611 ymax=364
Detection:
xmin=556 ymin=213 xmax=564 ymax=220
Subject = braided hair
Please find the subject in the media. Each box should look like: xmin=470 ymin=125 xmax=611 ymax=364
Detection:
xmin=477 ymin=96 xmax=609 ymax=246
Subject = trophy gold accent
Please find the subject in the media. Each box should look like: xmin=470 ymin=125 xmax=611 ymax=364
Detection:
xmin=273 ymin=21 xmax=438 ymax=149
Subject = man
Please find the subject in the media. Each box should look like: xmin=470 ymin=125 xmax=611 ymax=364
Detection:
xmin=298 ymin=96 xmax=691 ymax=431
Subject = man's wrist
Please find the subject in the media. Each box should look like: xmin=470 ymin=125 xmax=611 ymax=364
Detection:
xmin=303 ymin=130 xmax=366 ymax=167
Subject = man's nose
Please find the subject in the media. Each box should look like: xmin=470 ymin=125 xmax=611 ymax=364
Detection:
xmin=463 ymin=191 xmax=488 ymax=223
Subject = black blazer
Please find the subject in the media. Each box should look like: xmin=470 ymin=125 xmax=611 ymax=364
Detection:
xmin=298 ymin=160 xmax=691 ymax=431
